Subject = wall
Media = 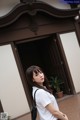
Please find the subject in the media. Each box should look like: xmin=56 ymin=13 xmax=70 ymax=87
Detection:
xmin=42 ymin=0 xmax=70 ymax=9
xmin=0 ymin=0 xmax=19 ymax=16
xmin=0 ymin=44 xmax=30 ymax=119
xmin=60 ymin=32 xmax=80 ymax=93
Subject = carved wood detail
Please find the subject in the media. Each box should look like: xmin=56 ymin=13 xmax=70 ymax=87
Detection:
xmin=0 ymin=2 xmax=79 ymax=28
xmin=20 ymin=0 xmax=36 ymax=3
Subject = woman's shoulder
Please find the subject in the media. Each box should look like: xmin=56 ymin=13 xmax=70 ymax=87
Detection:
xmin=32 ymin=86 xmax=46 ymax=95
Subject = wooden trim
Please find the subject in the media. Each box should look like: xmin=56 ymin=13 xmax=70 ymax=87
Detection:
xmin=74 ymin=20 xmax=80 ymax=46
xmin=15 ymin=35 xmax=50 ymax=44
xmin=0 ymin=2 xmax=79 ymax=28
xmin=0 ymin=100 xmax=4 ymax=112
xmin=0 ymin=20 xmax=75 ymax=44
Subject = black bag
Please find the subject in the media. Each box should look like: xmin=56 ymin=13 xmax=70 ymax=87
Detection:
xmin=31 ymin=89 xmax=39 ymax=120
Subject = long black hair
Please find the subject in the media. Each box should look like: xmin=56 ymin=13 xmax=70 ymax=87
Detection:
xmin=26 ymin=65 xmax=51 ymax=94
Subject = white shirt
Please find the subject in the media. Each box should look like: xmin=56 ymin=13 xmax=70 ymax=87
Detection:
xmin=32 ymin=86 xmax=59 ymax=120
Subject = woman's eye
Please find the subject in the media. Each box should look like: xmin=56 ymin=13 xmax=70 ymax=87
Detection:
xmin=35 ymin=74 xmax=38 ymax=76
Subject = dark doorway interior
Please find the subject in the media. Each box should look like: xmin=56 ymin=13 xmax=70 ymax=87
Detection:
xmin=16 ymin=35 xmax=72 ymax=97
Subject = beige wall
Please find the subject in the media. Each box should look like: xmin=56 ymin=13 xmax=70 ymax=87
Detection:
xmin=0 ymin=44 xmax=30 ymax=119
xmin=60 ymin=32 xmax=80 ymax=93
xmin=0 ymin=0 xmax=19 ymax=16
xmin=42 ymin=0 xmax=70 ymax=9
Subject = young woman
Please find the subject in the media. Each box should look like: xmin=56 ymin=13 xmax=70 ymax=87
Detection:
xmin=26 ymin=65 xmax=69 ymax=120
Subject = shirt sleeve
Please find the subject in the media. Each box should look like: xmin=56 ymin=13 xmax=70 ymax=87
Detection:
xmin=36 ymin=89 xmax=51 ymax=107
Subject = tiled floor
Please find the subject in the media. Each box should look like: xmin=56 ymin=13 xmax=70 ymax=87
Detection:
xmin=16 ymin=93 xmax=80 ymax=120
xmin=58 ymin=93 xmax=80 ymax=120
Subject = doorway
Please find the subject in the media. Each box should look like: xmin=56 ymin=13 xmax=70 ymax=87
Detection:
xmin=16 ymin=35 xmax=72 ymax=97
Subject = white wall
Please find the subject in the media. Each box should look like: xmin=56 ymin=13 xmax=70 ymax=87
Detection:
xmin=60 ymin=32 xmax=80 ymax=93
xmin=0 ymin=0 xmax=19 ymax=16
xmin=42 ymin=0 xmax=70 ymax=9
xmin=0 ymin=44 xmax=30 ymax=119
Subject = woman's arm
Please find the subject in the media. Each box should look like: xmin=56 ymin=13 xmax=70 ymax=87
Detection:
xmin=46 ymin=103 xmax=68 ymax=120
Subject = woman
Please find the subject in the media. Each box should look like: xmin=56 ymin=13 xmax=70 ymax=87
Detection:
xmin=26 ymin=65 xmax=69 ymax=120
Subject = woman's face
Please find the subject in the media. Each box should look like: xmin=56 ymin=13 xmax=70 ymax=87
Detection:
xmin=33 ymin=71 xmax=44 ymax=86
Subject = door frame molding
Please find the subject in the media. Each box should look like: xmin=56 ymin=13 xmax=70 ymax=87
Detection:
xmin=0 ymin=1 xmax=79 ymax=28
xmin=56 ymin=33 xmax=76 ymax=94
xmin=13 ymin=34 xmax=76 ymax=107
xmin=0 ymin=100 xmax=4 ymax=112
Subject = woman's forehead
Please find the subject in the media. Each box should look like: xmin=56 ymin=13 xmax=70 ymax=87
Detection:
xmin=33 ymin=69 xmax=42 ymax=74
xmin=33 ymin=68 xmax=41 ymax=72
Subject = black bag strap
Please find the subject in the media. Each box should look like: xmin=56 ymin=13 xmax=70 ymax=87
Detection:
xmin=33 ymin=89 xmax=39 ymax=106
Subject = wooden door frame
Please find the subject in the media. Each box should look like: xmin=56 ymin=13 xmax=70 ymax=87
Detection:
xmin=56 ymin=33 xmax=76 ymax=94
xmin=0 ymin=100 xmax=4 ymax=112
xmin=13 ymin=34 xmax=76 ymax=106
